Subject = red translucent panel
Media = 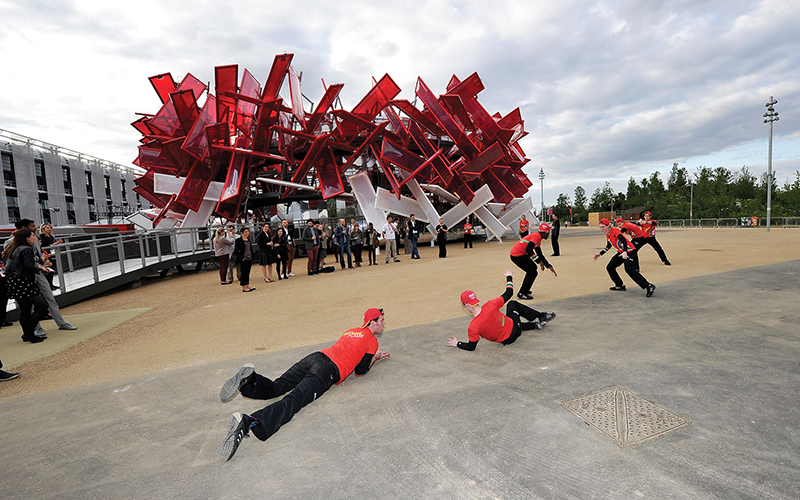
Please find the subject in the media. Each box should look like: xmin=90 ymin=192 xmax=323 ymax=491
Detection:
xmin=219 ymin=135 xmax=250 ymax=203
xmin=182 ymin=95 xmax=217 ymax=161
xmin=407 ymin=122 xmax=452 ymax=184
xmin=251 ymin=99 xmax=282 ymax=153
xmin=481 ymin=169 xmax=514 ymax=204
xmin=133 ymin=171 xmax=174 ymax=208
xmin=339 ymin=122 xmax=388 ymax=174
xmin=380 ymin=138 xmax=422 ymax=172
xmin=371 ymin=145 xmax=401 ymax=199
xmin=382 ymin=103 xmax=409 ymax=146
xmin=463 ymin=98 xmax=500 ymax=141
xmin=153 ymin=194 xmax=178 ymax=228
xmin=352 ymin=74 xmax=400 ymax=120
xmin=316 ymin=147 xmax=344 ymax=199
xmin=305 ymin=83 xmax=343 ymax=133
xmin=160 ymin=137 xmax=192 ymax=177
xmin=131 ymin=116 xmax=156 ymax=136
xmin=391 ymin=100 xmax=443 ymax=135
xmin=138 ymin=146 xmax=178 ymax=175
xmin=206 ymin=123 xmax=231 ymax=181
xmin=447 ymin=174 xmax=475 ymax=205
xmin=497 ymin=107 xmax=522 ymax=130
xmin=215 ymin=65 xmax=238 ymax=131
xmin=446 ymin=72 xmax=484 ymax=101
xmin=171 ymin=89 xmax=200 ymax=136
xmin=493 ymin=165 xmax=528 ymax=198
xmin=234 ymin=69 xmax=261 ymax=135
xmin=176 ymin=159 xmax=215 ymax=212
xmin=149 ymin=73 xmax=176 ymax=104
xmin=262 ymin=54 xmax=293 ymax=100
xmin=440 ymin=94 xmax=474 ymax=132
xmin=288 ymin=65 xmax=306 ymax=125
xmin=290 ymin=134 xmax=329 ymax=187
xmin=150 ymin=100 xmax=181 ymax=137
xmin=398 ymin=149 xmax=442 ymax=188
xmin=415 ymin=77 xmax=479 ymax=160
xmin=459 ymin=142 xmax=504 ymax=175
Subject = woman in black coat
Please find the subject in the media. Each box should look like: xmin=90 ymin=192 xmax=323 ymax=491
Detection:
xmin=273 ymin=227 xmax=289 ymax=280
xmin=2 ymin=229 xmax=50 ymax=342
xmin=435 ymin=218 xmax=448 ymax=258
xmin=233 ymin=228 xmax=256 ymax=292
xmin=256 ymin=225 xmax=276 ymax=283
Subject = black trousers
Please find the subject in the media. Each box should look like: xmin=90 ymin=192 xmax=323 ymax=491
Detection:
xmin=463 ymin=233 xmax=472 ymax=248
xmin=243 ymin=352 xmax=340 ymax=442
xmin=502 ymin=300 xmax=546 ymax=345
xmin=551 ymin=236 xmax=560 ymax=256
xmin=438 ymin=237 xmax=447 ymax=257
xmin=510 ymin=254 xmax=538 ymax=295
xmin=239 ymin=259 xmax=252 ymax=287
xmin=18 ymin=294 xmax=49 ymax=338
xmin=606 ymin=252 xmax=650 ymax=289
xmin=637 ymin=237 xmax=668 ymax=263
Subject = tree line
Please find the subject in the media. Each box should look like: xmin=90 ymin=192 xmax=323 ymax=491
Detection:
xmin=551 ymin=163 xmax=800 ymax=222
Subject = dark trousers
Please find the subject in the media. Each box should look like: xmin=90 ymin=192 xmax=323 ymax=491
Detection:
xmin=551 ymin=236 xmax=559 ymax=256
xmin=19 ymin=294 xmax=49 ymax=338
xmin=306 ymin=247 xmax=319 ymax=273
xmin=239 ymin=259 xmax=252 ymax=287
xmin=243 ymin=352 xmax=340 ymax=442
xmin=338 ymin=244 xmax=353 ymax=269
xmin=464 ymin=233 xmax=472 ymax=248
xmin=637 ymin=237 xmax=668 ymax=263
xmin=276 ymin=257 xmax=287 ymax=277
xmin=286 ymin=245 xmax=296 ymax=274
xmin=502 ymin=300 xmax=546 ymax=345
xmin=411 ymin=237 xmax=420 ymax=258
xmin=368 ymin=246 xmax=376 ymax=265
xmin=0 ymin=278 xmax=7 ymax=323
xmin=607 ymin=252 xmax=650 ymax=289
xmin=217 ymin=255 xmax=229 ymax=282
xmin=353 ymin=244 xmax=363 ymax=263
xmin=510 ymin=254 xmax=539 ymax=295
xmin=438 ymin=237 xmax=447 ymax=258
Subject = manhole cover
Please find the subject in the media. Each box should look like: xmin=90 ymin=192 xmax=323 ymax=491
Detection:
xmin=561 ymin=386 xmax=691 ymax=448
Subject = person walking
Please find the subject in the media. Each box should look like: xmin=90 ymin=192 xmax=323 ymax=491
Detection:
xmin=435 ymin=218 xmax=448 ymax=258
xmin=509 ymin=223 xmax=557 ymax=300
xmin=593 ymin=218 xmax=655 ymax=297
xmin=638 ymin=212 xmax=671 ymax=265
xmin=550 ymin=214 xmax=561 ymax=256
xmin=233 ymin=227 xmax=256 ymax=292
xmin=446 ymin=270 xmax=556 ymax=351
xmin=214 ymin=227 xmax=234 ymax=285
xmin=218 ymin=308 xmax=390 ymax=461
xmin=3 ymin=228 xmax=50 ymax=343
xmin=0 ymin=359 xmax=20 ymax=382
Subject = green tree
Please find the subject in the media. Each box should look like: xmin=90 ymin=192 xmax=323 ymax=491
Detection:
xmin=554 ymin=193 xmax=571 ymax=218
xmin=573 ymin=186 xmax=588 ymax=221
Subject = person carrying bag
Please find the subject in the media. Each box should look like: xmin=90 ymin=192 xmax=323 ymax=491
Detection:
xmin=3 ymin=229 xmax=50 ymax=343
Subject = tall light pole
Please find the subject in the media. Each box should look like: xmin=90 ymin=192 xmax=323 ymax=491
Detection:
xmin=539 ymin=168 xmax=545 ymax=221
xmin=763 ymin=97 xmax=779 ymax=232
xmin=689 ymin=182 xmax=693 ymax=225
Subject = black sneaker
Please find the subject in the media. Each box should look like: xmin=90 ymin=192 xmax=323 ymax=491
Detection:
xmin=646 ymin=284 xmax=656 ymax=297
xmin=21 ymin=335 xmax=45 ymax=344
xmin=517 ymin=293 xmax=533 ymax=300
xmin=220 ymin=364 xmax=255 ymax=403
xmin=664 ymin=261 xmax=671 ymax=266
xmin=533 ymin=321 xmax=545 ymax=330
xmin=541 ymin=312 xmax=557 ymax=322
xmin=0 ymin=370 xmax=20 ymax=382
xmin=219 ymin=412 xmax=249 ymax=462
xmin=609 ymin=286 xmax=626 ymax=291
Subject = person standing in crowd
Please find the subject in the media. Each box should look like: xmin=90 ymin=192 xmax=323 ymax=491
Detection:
xmin=233 ymin=227 xmax=256 ymax=292
xmin=317 ymin=223 xmax=330 ymax=271
xmin=593 ymin=218 xmax=655 ymax=297
xmin=3 ymin=228 xmax=51 ymax=343
xmin=365 ymin=222 xmax=379 ymax=266
xmin=282 ymin=219 xmax=297 ymax=277
xmin=509 ymin=223 xmax=557 ymax=300
xmin=0 ymin=358 xmax=20 ymax=381
xmin=403 ymin=217 xmax=412 ymax=254
xmin=519 ymin=214 xmax=530 ymax=237
xmin=550 ymin=214 xmax=561 ymax=256
xmin=303 ymin=220 xmax=319 ymax=276
xmin=351 ymin=223 xmax=364 ymax=267
xmin=408 ymin=214 xmax=421 ymax=260
xmin=334 ymin=219 xmax=354 ymax=270
xmin=274 ymin=227 xmax=289 ymax=280
xmin=435 ymin=218 xmax=448 ymax=258
xmin=0 ymin=258 xmax=12 ymax=329
xmin=638 ymin=212 xmax=671 ymax=265
xmin=463 ymin=218 xmax=473 ymax=249
xmin=214 ymin=227 xmax=234 ymax=285
xmin=225 ymin=225 xmax=238 ymax=283
xmin=218 ymin=308 xmax=390 ymax=461
xmin=7 ymin=220 xmax=76 ymax=335
xmin=382 ymin=216 xmax=401 ymax=263
xmin=38 ymin=223 xmax=63 ymax=290
xmin=256 ymin=225 xmax=276 ymax=283
xmin=446 ymin=270 xmax=556 ymax=351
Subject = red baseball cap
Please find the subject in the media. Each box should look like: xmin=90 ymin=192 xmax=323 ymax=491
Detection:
xmin=538 ymin=223 xmax=551 ymax=232
xmin=615 ymin=218 xmax=624 ymax=224
xmin=362 ymin=308 xmax=383 ymax=327
xmin=644 ymin=211 xmax=652 ymax=217
xmin=599 ymin=218 xmax=610 ymax=226
xmin=460 ymin=290 xmax=480 ymax=306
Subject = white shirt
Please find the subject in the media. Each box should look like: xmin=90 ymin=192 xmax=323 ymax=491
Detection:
xmin=382 ymin=222 xmax=396 ymax=239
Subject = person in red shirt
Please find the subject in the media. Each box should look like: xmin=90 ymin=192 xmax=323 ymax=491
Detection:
xmin=463 ymin=218 xmax=473 ymax=249
xmin=519 ymin=215 xmax=530 ymax=237
xmin=509 ymin=223 xmax=558 ymax=300
xmin=638 ymin=212 xmax=671 ymax=265
xmin=446 ymin=270 xmax=556 ymax=351
xmin=593 ymin=218 xmax=655 ymax=296
xmin=218 ymin=308 xmax=390 ymax=461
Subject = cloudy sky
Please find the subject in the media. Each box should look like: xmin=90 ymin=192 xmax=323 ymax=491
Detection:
xmin=1 ymin=0 xmax=799 ymax=206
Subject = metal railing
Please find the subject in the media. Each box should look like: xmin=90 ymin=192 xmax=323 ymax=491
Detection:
xmin=661 ymin=218 xmax=800 ymax=228
xmin=44 ymin=226 xmax=212 ymax=293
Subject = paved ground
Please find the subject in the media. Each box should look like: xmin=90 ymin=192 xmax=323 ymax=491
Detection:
xmin=1 ymin=257 xmax=798 ymax=499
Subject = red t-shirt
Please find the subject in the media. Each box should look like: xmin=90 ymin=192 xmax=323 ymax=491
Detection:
xmin=621 ymin=221 xmax=646 ymax=239
xmin=641 ymin=220 xmax=657 ymax=237
xmin=510 ymin=233 xmax=542 ymax=257
xmin=606 ymin=227 xmax=636 ymax=253
xmin=468 ymin=296 xmax=513 ymax=343
xmin=320 ymin=327 xmax=379 ymax=384
xmin=519 ymin=220 xmax=529 ymax=233
xmin=463 ymin=223 xmax=472 ymax=235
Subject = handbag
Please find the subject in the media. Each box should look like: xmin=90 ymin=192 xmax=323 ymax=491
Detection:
xmin=6 ymin=249 xmax=41 ymax=300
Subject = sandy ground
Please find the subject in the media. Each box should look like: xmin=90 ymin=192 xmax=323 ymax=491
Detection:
xmin=2 ymin=226 xmax=798 ymax=399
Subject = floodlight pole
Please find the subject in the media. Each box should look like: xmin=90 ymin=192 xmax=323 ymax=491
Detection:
xmin=763 ymin=96 xmax=779 ymax=232
xmin=539 ymin=168 xmax=545 ymax=221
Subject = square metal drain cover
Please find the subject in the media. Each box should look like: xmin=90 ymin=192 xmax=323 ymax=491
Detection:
xmin=561 ymin=386 xmax=691 ymax=448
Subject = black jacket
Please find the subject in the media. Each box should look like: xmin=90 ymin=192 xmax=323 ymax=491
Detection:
xmin=6 ymin=246 xmax=40 ymax=280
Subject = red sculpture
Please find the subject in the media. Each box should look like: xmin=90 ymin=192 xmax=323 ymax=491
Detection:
xmin=131 ymin=54 xmax=531 ymax=224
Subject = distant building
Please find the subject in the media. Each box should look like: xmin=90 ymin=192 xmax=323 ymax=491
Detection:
xmin=0 ymin=130 xmax=151 ymax=226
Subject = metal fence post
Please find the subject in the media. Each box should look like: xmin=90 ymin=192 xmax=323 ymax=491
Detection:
xmin=54 ymin=245 xmax=66 ymax=293
xmin=117 ymin=235 xmax=125 ymax=274
xmin=89 ymin=236 xmax=100 ymax=284
xmin=155 ymin=232 xmax=162 ymax=263
xmin=139 ymin=233 xmax=147 ymax=269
